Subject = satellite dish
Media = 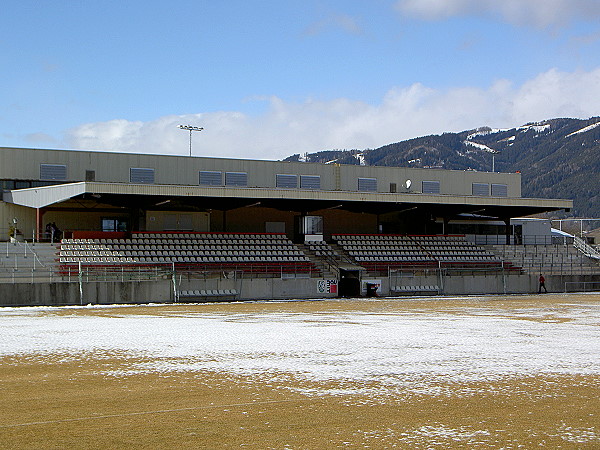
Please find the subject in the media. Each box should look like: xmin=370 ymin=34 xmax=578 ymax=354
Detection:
xmin=405 ymin=179 xmax=412 ymax=189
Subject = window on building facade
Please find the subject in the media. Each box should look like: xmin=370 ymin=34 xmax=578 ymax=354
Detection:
xmin=358 ymin=177 xmax=377 ymax=192
xmin=199 ymin=171 xmax=222 ymax=186
xmin=225 ymin=172 xmax=248 ymax=187
xmin=101 ymin=218 xmax=128 ymax=232
xmin=472 ymin=183 xmax=490 ymax=196
xmin=40 ymin=164 xmax=67 ymax=181
xmin=130 ymin=168 xmax=155 ymax=184
xmin=491 ymin=183 xmax=508 ymax=197
xmin=276 ymin=174 xmax=298 ymax=189
xmin=300 ymin=175 xmax=321 ymax=190
xmin=422 ymin=180 xmax=440 ymax=194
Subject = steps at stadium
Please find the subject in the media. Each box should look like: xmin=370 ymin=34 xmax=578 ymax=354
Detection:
xmin=487 ymin=244 xmax=600 ymax=275
xmin=0 ymin=242 xmax=59 ymax=282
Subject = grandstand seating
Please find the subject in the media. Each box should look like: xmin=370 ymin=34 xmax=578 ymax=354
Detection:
xmin=304 ymin=240 xmax=339 ymax=259
xmin=332 ymin=234 xmax=433 ymax=265
xmin=56 ymin=232 xmax=512 ymax=279
xmin=411 ymin=235 xmax=501 ymax=266
xmin=58 ymin=232 xmax=316 ymax=276
xmin=332 ymin=234 xmax=502 ymax=273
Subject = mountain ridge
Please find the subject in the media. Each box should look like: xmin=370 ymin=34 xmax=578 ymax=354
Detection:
xmin=284 ymin=117 xmax=600 ymax=218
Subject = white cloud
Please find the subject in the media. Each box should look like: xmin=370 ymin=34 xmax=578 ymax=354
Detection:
xmin=395 ymin=0 xmax=600 ymax=28
xmin=510 ymin=68 xmax=600 ymax=120
xmin=66 ymin=67 xmax=600 ymax=160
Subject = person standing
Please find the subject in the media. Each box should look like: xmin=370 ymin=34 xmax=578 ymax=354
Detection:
xmin=538 ymin=274 xmax=547 ymax=294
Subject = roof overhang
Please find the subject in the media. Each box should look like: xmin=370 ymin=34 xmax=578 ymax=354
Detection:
xmin=4 ymin=183 xmax=87 ymax=208
xmin=4 ymin=181 xmax=573 ymax=218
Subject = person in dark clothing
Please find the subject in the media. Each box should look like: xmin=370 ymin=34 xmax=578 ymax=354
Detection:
xmin=538 ymin=274 xmax=547 ymax=293
xmin=51 ymin=222 xmax=62 ymax=241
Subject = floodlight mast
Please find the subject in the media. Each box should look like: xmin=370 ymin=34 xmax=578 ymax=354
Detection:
xmin=178 ymin=124 xmax=204 ymax=156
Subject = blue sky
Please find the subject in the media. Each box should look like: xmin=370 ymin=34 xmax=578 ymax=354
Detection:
xmin=2 ymin=0 xmax=600 ymax=159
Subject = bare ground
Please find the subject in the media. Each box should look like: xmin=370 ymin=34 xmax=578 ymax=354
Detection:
xmin=1 ymin=295 xmax=599 ymax=448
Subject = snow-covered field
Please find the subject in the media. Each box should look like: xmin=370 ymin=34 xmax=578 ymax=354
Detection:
xmin=2 ymin=294 xmax=599 ymax=396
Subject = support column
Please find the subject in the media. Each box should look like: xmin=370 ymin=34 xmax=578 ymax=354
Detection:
xmin=36 ymin=208 xmax=43 ymax=242
xmin=504 ymin=218 xmax=511 ymax=245
xmin=443 ymin=217 xmax=449 ymax=235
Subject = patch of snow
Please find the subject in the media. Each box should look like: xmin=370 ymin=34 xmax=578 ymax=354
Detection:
xmin=408 ymin=158 xmax=421 ymax=164
xmin=466 ymin=128 xmax=507 ymax=140
xmin=297 ymin=152 xmax=310 ymax=162
xmin=566 ymin=121 xmax=600 ymax=137
xmin=354 ymin=153 xmax=366 ymax=166
xmin=553 ymin=424 xmax=599 ymax=444
xmin=518 ymin=123 xmax=551 ymax=134
xmin=464 ymin=141 xmax=496 ymax=153
xmin=324 ymin=159 xmax=338 ymax=164
xmin=413 ymin=425 xmax=491 ymax=440
xmin=1 ymin=298 xmax=599 ymax=395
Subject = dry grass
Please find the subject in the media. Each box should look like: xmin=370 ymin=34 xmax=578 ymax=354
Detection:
xmin=1 ymin=294 xmax=599 ymax=448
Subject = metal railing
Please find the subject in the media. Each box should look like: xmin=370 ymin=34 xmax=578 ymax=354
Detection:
xmin=0 ymin=260 xmax=319 ymax=284
xmin=1 ymin=227 xmax=63 ymax=244
xmin=573 ymin=236 xmax=600 ymax=260
xmin=487 ymin=236 xmax=600 ymax=275
xmin=0 ymin=264 xmax=168 ymax=284
xmin=564 ymin=281 xmax=600 ymax=292
xmin=389 ymin=264 xmax=514 ymax=295
xmin=468 ymin=234 xmax=560 ymax=245
xmin=2 ymin=240 xmax=47 ymax=270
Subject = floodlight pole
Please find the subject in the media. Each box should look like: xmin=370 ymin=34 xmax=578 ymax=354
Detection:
xmin=178 ymin=125 xmax=204 ymax=157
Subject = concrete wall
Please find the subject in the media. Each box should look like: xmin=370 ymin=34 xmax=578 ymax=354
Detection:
xmin=146 ymin=211 xmax=210 ymax=232
xmin=0 ymin=280 xmax=173 ymax=306
xmin=179 ymin=277 xmax=338 ymax=301
xmin=220 ymin=207 xmax=379 ymax=237
xmin=318 ymin=209 xmax=379 ymax=237
xmin=442 ymin=273 xmax=526 ymax=295
xmin=0 ymin=277 xmax=338 ymax=306
xmin=43 ymin=207 xmax=130 ymax=235
xmin=2 ymin=273 xmax=599 ymax=307
xmin=224 ymin=207 xmax=298 ymax=235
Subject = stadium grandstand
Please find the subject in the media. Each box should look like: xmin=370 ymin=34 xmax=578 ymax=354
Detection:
xmin=1 ymin=146 xmax=598 ymax=305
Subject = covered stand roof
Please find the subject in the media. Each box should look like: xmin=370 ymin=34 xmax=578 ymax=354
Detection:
xmin=4 ymin=181 xmax=572 ymax=219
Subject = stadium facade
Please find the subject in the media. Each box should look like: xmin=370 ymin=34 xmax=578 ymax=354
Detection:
xmin=0 ymin=147 xmax=570 ymax=238
xmin=2 ymin=146 xmax=596 ymax=305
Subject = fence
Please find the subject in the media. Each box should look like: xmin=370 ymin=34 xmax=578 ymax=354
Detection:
xmin=389 ymin=264 xmax=514 ymax=295
xmin=2 ymin=241 xmax=47 ymax=272
xmin=0 ymin=260 xmax=318 ymax=284
xmin=573 ymin=236 xmax=600 ymax=260
xmin=467 ymin=234 xmax=564 ymax=245
xmin=1 ymin=226 xmax=66 ymax=244
xmin=564 ymin=281 xmax=600 ymax=292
